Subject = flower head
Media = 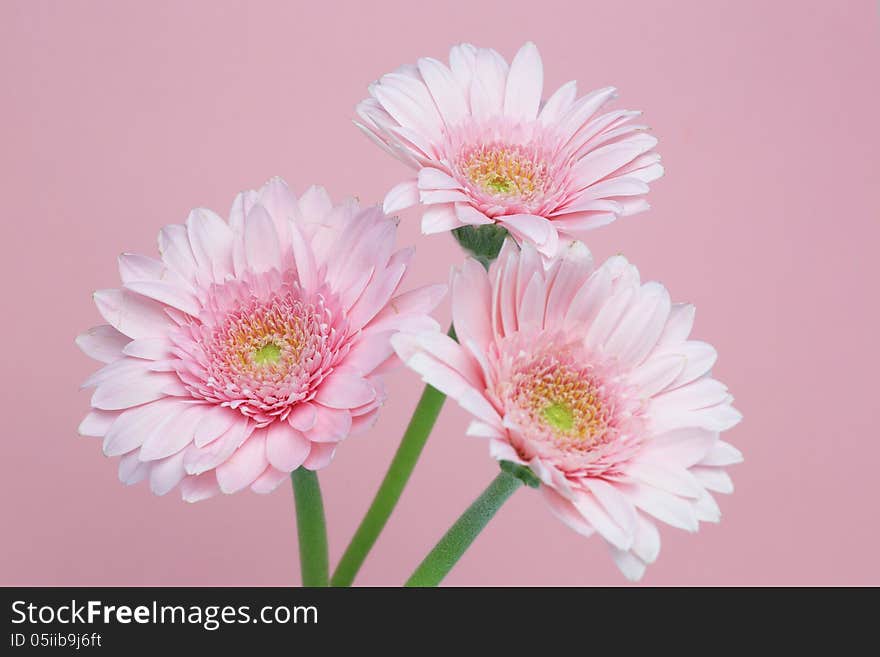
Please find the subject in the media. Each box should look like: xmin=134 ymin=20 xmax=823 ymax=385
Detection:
xmin=393 ymin=240 xmax=742 ymax=580
xmin=77 ymin=178 xmax=445 ymax=501
xmin=357 ymin=42 xmax=663 ymax=257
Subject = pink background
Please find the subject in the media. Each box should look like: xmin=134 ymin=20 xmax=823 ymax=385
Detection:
xmin=2 ymin=0 xmax=878 ymax=586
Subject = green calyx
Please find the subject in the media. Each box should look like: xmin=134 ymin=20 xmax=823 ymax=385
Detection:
xmin=499 ymin=460 xmax=542 ymax=488
xmin=452 ymin=224 xmax=509 ymax=268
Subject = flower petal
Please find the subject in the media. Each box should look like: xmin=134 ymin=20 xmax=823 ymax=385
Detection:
xmin=266 ymin=422 xmax=311 ymax=472
xmin=504 ymin=42 xmax=543 ymax=122
xmin=314 ymin=369 xmax=376 ymax=409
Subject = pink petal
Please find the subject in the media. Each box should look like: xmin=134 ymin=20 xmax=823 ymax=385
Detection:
xmin=500 ymin=214 xmax=558 ymax=256
xmin=118 ymin=451 xmax=150 ymax=485
xmin=470 ymin=47 xmax=508 ymax=119
xmin=244 ymin=204 xmax=281 ymax=273
xmin=102 ymin=399 xmax=185 ymax=457
xmin=503 ymin=42 xmax=543 ymax=122
xmin=627 ymin=462 xmax=704 ymax=499
xmin=583 ymin=478 xmax=638 ymax=536
xmin=452 ymin=258 xmax=493 ymax=354
xmin=250 ymin=466 xmax=289 ymax=494
xmin=516 ymin=272 xmax=545 ymax=335
xmin=138 ymin=404 xmax=205 ymax=461
xmin=692 ymin=467 xmax=734 ymax=494
xmin=585 ymin=285 xmax=635 ymax=351
xmin=448 ymin=43 xmax=477 ymax=89
xmin=627 ymin=353 xmax=687 ymax=398
xmin=314 ymin=369 xmax=376 ymax=409
xmin=305 ymin=406 xmax=353 ymax=443
xmin=216 ymin=431 xmax=269 ymax=494
xmin=266 ymin=422 xmax=311 ymax=472
xmin=542 ymin=487 xmax=596 ymax=537
xmin=610 ymin=548 xmax=647 ymax=582
xmin=158 ymin=224 xmax=199 ymax=283
xmin=392 ymin=337 xmax=500 ymax=425
xmin=544 ymin=242 xmax=594 ymax=325
xmin=124 ymin=280 xmax=200 ymax=316
xmin=149 ymin=450 xmax=186 ymax=496
xmin=347 ymin=264 xmax=406 ymax=330
xmin=288 ymin=402 xmax=317 ymax=432
xmin=571 ymin=134 xmax=659 ymax=189
xmin=699 ymin=440 xmax=743 ymax=467
xmin=193 ymin=408 xmax=237 ymax=447
xmin=604 ymin=282 xmax=670 ymax=368
xmin=572 ymin=491 xmax=633 ymax=551
xmin=350 ymin=409 xmax=379 ymax=436
xmin=345 ymin=330 xmax=395 ymax=375
xmin=118 ymin=253 xmax=166 ymax=284
xmin=186 ymin=207 xmax=233 ymax=282
xmin=418 ymin=167 xmax=461 ymax=190
xmin=288 ymin=218 xmax=318 ymax=291
xmin=421 ymin=203 xmax=461 ymax=234
xmin=383 ymin=179 xmax=420 ymax=214
xmin=655 ymin=378 xmax=730 ymax=411
xmin=644 ymin=427 xmax=716 ymax=467
xmin=422 ymin=190 xmax=471 ymax=204
xmin=417 ymin=57 xmax=468 ymax=126
xmin=257 ymin=177 xmax=297 ymax=248
xmin=665 ymin=341 xmax=718 ymax=388
xmin=91 ymin=369 xmax=180 ymax=411
xmin=78 ymin=409 xmax=117 ymax=437
xmin=367 ymin=283 xmax=447 ymax=333
xmin=122 ymin=337 xmax=173 ymax=361
xmin=658 ymin=303 xmax=696 ymax=346
xmin=539 ymin=80 xmax=578 ymax=126
xmin=303 ymin=443 xmax=336 ymax=471
xmin=184 ymin=420 xmax=252 ymax=475
xmin=93 ymin=288 xmax=171 ymax=339
xmin=76 ymin=325 xmax=129 ymax=363
xmin=564 ymin=265 xmax=611 ymax=330
xmin=627 ymin=482 xmax=699 ymax=532
xmin=557 ymin=86 xmax=617 ymax=145
xmin=455 ymin=203 xmax=493 ymax=225
xmin=373 ymin=78 xmax=443 ymax=144
xmin=181 ymin=472 xmax=221 ymax=502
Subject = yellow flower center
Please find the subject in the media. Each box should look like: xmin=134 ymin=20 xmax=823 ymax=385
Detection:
xmin=506 ymin=353 xmax=616 ymax=452
xmin=460 ymin=143 xmax=548 ymax=200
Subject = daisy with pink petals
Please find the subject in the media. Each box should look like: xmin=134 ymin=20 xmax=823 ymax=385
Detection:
xmin=393 ymin=240 xmax=741 ymax=580
xmin=356 ymin=42 xmax=663 ymax=257
xmin=77 ymin=178 xmax=445 ymax=502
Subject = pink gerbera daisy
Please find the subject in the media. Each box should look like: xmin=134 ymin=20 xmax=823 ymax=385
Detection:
xmin=356 ymin=42 xmax=663 ymax=257
xmin=392 ymin=240 xmax=742 ymax=580
xmin=77 ymin=178 xmax=445 ymax=501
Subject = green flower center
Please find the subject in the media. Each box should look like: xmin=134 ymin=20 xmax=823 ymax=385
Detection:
xmin=542 ymin=402 xmax=575 ymax=432
xmin=253 ymin=342 xmax=282 ymax=366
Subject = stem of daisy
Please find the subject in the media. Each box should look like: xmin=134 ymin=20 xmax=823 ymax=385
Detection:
xmin=331 ymin=381 xmax=447 ymax=586
xmin=330 ymin=227 xmax=510 ymax=586
xmin=405 ymin=467 xmax=529 ymax=587
xmin=290 ymin=468 xmax=329 ymax=587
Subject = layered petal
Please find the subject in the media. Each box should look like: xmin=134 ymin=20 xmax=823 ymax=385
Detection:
xmin=394 ymin=239 xmax=741 ymax=581
xmin=357 ymin=41 xmax=662 ymax=256
xmin=78 ymin=177 xmax=444 ymax=500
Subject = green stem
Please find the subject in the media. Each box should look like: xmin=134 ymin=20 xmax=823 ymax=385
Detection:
xmin=405 ymin=471 xmax=523 ymax=587
xmin=331 ymin=383 xmax=447 ymax=586
xmin=290 ymin=468 xmax=329 ymax=587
